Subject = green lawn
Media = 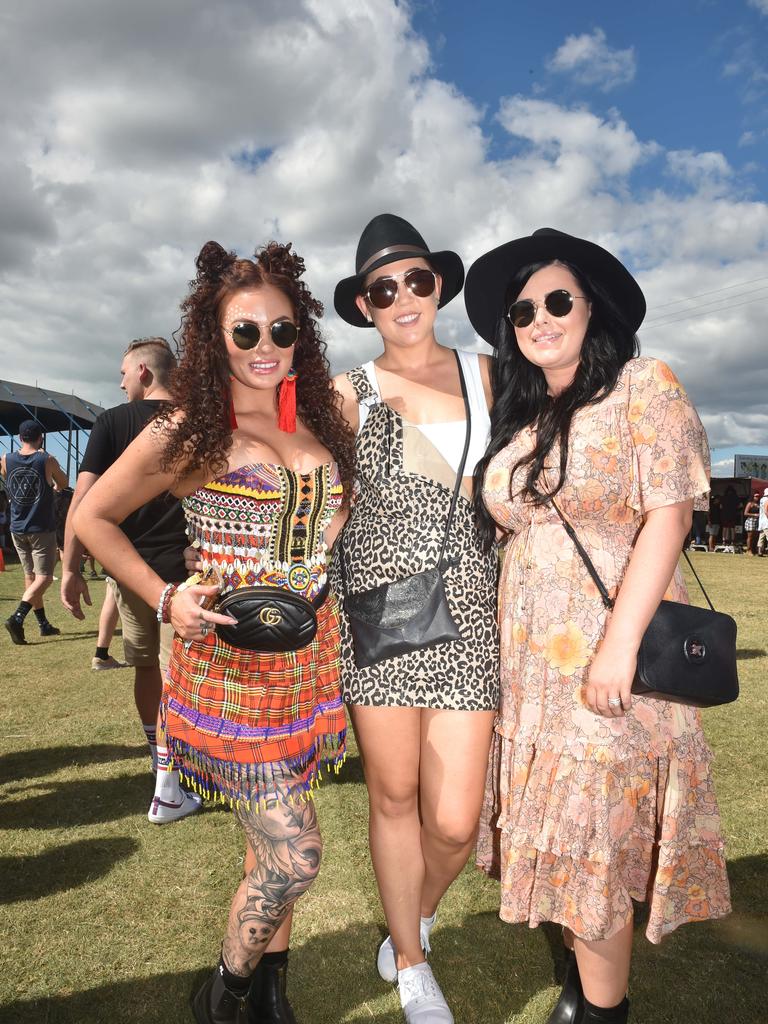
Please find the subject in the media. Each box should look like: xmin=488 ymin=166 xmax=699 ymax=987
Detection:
xmin=0 ymin=554 xmax=766 ymax=1024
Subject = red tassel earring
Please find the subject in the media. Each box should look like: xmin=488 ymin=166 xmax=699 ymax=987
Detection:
xmin=277 ymin=368 xmax=297 ymax=433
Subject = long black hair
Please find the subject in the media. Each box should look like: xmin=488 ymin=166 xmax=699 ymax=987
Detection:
xmin=473 ymin=259 xmax=640 ymax=552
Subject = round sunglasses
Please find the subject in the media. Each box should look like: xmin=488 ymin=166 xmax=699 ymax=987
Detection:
xmin=224 ymin=319 xmax=299 ymax=350
xmin=507 ymin=289 xmax=588 ymax=329
xmin=362 ymin=268 xmax=437 ymax=310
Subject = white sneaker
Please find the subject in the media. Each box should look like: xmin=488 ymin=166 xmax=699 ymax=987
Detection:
xmin=377 ymin=913 xmax=436 ymax=983
xmin=398 ymin=963 xmax=453 ymax=1023
xmin=147 ymin=787 xmax=202 ymax=824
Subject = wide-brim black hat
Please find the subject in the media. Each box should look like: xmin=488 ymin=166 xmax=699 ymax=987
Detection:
xmin=464 ymin=227 xmax=646 ymax=344
xmin=334 ymin=213 xmax=465 ymax=328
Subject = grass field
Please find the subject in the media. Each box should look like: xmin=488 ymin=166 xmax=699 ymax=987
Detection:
xmin=0 ymin=554 xmax=766 ymax=1024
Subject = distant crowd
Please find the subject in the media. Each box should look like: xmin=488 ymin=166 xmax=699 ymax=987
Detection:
xmin=688 ymin=484 xmax=768 ymax=554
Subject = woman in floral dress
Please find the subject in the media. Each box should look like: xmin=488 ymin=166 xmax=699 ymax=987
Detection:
xmin=464 ymin=229 xmax=731 ymax=1024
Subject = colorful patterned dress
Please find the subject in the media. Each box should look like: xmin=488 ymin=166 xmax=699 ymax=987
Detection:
xmin=477 ymin=358 xmax=731 ymax=944
xmin=162 ymin=461 xmax=347 ymax=806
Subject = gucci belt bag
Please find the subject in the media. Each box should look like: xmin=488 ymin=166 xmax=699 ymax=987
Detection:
xmin=214 ymin=582 xmax=330 ymax=653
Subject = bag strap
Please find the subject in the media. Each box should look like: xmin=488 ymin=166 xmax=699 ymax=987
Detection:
xmin=437 ymin=349 xmax=471 ymax=570
xmin=377 ymin=350 xmax=470 ymax=568
xmin=337 ymin=350 xmax=471 ymax=592
xmin=551 ymin=501 xmax=716 ymax=612
xmin=550 ymin=502 xmax=614 ymax=610
xmin=680 ymin=549 xmax=715 ymax=611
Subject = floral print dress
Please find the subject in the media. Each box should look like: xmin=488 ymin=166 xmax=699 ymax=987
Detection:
xmin=477 ymin=357 xmax=731 ymax=944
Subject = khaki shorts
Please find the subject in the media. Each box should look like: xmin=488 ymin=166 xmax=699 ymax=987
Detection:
xmin=12 ymin=531 xmax=58 ymax=577
xmin=107 ymin=577 xmax=174 ymax=670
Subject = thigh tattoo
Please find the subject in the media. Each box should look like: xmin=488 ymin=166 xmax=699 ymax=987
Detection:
xmin=223 ymin=780 xmax=322 ymax=971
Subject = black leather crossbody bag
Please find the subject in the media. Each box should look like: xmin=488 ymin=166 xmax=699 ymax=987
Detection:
xmin=553 ymin=503 xmax=739 ymax=707
xmin=338 ymin=350 xmax=471 ymax=669
xmin=215 ymin=582 xmax=329 ymax=653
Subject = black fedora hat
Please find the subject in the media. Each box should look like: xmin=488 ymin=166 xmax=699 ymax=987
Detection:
xmin=334 ymin=213 xmax=465 ymax=328
xmin=464 ymin=227 xmax=646 ymax=345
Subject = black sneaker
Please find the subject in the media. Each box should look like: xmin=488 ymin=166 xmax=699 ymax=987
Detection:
xmin=4 ymin=617 xmax=27 ymax=645
xmin=39 ymin=622 xmax=61 ymax=637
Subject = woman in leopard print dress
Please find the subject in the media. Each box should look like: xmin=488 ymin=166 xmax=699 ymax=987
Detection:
xmin=331 ymin=214 xmax=499 ymax=1024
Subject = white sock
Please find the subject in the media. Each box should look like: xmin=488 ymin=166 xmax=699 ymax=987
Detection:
xmin=142 ymin=723 xmax=158 ymax=770
xmin=154 ymin=746 xmax=182 ymax=802
xmin=420 ymin=911 xmax=437 ymax=953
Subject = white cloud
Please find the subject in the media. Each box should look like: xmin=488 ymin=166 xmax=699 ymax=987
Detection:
xmin=748 ymin=0 xmax=768 ymax=14
xmin=665 ymin=149 xmax=733 ymax=195
xmin=548 ymin=28 xmax=636 ymax=92
xmin=498 ymin=98 xmax=656 ymax=178
xmin=0 ymin=0 xmax=766 ymax=455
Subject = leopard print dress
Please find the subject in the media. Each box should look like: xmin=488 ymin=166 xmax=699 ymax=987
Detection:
xmin=331 ymin=362 xmax=499 ymax=710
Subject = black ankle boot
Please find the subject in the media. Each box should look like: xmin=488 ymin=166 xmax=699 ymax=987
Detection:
xmin=247 ymin=957 xmax=297 ymax=1024
xmin=580 ymin=996 xmax=630 ymax=1023
xmin=547 ymin=948 xmax=584 ymax=1024
xmin=192 ymin=967 xmax=249 ymax=1024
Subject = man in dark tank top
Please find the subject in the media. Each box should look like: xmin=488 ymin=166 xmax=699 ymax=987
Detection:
xmin=2 ymin=419 xmax=68 ymax=644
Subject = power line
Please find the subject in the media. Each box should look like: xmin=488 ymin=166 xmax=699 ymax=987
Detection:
xmin=644 ymin=285 xmax=768 ymax=327
xmin=641 ymin=292 xmax=768 ymax=332
xmin=645 ymin=274 xmax=768 ymax=314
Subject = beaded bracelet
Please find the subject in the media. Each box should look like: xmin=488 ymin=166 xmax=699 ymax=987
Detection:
xmin=156 ymin=583 xmax=178 ymax=624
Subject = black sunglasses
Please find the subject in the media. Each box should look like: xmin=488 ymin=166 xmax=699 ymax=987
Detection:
xmin=225 ymin=319 xmax=299 ymax=350
xmin=362 ymin=268 xmax=437 ymax=309
xmin=507 ymin=289 xmax=588 ymax=328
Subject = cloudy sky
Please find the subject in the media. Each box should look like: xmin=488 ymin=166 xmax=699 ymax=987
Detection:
xmin=1 ymin=0 xmax=767 ymax=474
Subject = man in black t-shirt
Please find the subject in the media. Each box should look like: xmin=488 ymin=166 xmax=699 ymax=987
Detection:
xmin=61 ymin=337 xmax=200 ymax=824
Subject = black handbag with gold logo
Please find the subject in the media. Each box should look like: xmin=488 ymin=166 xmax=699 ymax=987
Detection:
xmin=215 ymin=583 xmax=329 ymax=653
xmin=552 ymin=503 xmax=738 ymax=708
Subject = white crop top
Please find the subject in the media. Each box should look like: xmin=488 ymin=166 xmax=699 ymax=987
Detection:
xmin=358 ymin=349 xmax=491 ymax=476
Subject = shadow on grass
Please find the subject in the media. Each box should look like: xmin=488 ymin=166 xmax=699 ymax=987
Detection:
xmin=736 ymin=648 xmax=767 ymax=660
xmin=0 ymin=917 xmax=533 ymax=1024
xmin=5 ymin=630 xmax=100 ymax=647
xmin=0 ymin=771 xmax=154 ymax=829
xmin=0 ymin=743 xmax=146 ymax=785
xmin=328 ymin=753 xmax=365 ymax=785
xmin=24 ymin=630 xmax=100 ymax=644
xmin=2 ymin=873 xmax=767 ymax=1024
xmin=0 ymin=836 xmax=139 ymax=904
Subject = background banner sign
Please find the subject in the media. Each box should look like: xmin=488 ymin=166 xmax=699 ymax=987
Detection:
xmin=733 ymin=454 xmax=768 ymax=480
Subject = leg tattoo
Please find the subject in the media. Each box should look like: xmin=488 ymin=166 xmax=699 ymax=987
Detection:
xmin=222 ymin=780 xmax=322 ymax=975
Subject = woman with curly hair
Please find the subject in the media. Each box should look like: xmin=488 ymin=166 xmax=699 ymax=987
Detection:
xmin=75 ymin=240 xmax=356 ymax=1024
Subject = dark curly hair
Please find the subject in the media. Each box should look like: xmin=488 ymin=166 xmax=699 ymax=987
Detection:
xmin=159 ymin=240 xmax=356 ymax=505
xmin=473 ymin=258 xmax=640 ymax=552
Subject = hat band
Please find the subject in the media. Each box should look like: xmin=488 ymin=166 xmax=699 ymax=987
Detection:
xmin=358 ymin=244 xmax=428 ymax=275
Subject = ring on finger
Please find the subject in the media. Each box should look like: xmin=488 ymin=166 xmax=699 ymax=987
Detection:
xmin=607 ymin=696 xmax=623 ymax=707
